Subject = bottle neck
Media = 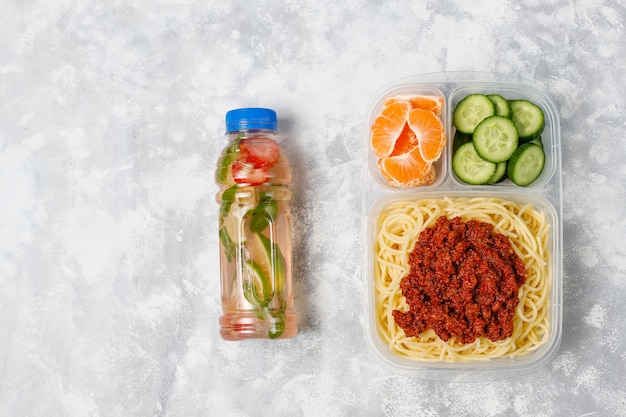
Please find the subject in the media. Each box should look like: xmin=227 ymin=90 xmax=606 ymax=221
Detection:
xmin=227 ymin=129 xmax=277 ymax=141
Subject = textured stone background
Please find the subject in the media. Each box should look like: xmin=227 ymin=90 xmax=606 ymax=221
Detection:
xmin=1 ymin=1 xmax=625 ymax=416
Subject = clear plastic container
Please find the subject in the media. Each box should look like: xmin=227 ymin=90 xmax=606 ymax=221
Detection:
xmin=362 ymin=72 xmax=562 ymax=379
xmin=216 ymin=108 xmax=297 ymax=340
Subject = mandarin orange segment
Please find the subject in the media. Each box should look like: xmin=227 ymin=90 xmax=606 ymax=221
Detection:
xmin=407 ymin=108 xmax=446 ymax=163
xmin=377 ymin=145 xmax=434 ymax=187
xmin=384 ymin=94 xmax=445 ymax=116
xmin=370 ymin=101 xmax=412 ymax=158
xmin=420 ymin=163 xmax=436 ymax=184
xmin=389 ymin=123 xmax=418 ymax=156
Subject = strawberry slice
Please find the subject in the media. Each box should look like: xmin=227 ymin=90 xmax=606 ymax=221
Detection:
xmin=239 ymin=139 xmax=280 ymax=169
xmin=232 ymin=161 xmax=269 ymax=186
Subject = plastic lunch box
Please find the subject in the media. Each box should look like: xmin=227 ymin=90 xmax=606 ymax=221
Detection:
xmin=361 ymin=72 xmax=563 ymax=380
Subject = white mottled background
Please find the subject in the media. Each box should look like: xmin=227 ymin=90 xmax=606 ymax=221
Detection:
xmin=1 ymin=1 xmax=625 ymax=416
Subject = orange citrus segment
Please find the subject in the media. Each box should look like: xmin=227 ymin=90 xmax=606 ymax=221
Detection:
xmin=384 ymin=94 xmax=444 ymax=116
xmin=377 ymin=145 xmax=434 ymax=187
xmin=389 ymin=123 xmax=418 ymax=156
xmin=407 ymin=108 xmax=446 ymax=163
xmin=370 ymin=101 xmax=412 ymax=158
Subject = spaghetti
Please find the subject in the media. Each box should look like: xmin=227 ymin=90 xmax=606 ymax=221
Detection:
xmin=373 ymin=196 xmax=551 ymax=362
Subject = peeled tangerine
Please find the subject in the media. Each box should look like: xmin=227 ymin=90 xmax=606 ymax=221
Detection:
xmin=370 ymin=94 xmax=447 ymax=187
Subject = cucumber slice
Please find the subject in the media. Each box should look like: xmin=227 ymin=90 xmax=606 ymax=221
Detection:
xmin=529 ymin=136 xmax=543 ymax=148
xmin=487 ymin=162 xmax=508 ymax=184
xmin=507 ymin=143 xmax=545 ymax=186
xmin=453 ymin=94 xmax=495 ymax=134
xmin=487 ymin=94 xmax=512 ymax=118
xmin=452 ymin=142 xmax=496 ymax=185
xmin=510 ymin=100 xmax=545 ymax=141
xmin=452 ymin=130 xmax=472 ymax=153
xmin=472 ymin=115 xmax=519 ymax=163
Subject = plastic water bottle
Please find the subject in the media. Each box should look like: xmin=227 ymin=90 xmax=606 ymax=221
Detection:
xmin=216 ymin=108 xmax=298 ymax=340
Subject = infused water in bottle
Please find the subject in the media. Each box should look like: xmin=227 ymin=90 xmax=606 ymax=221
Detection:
xmin=216 ymin=108 xmax=297 ymax=340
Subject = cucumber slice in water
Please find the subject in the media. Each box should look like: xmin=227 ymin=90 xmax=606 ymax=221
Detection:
xmin=507 ymin=143 xmax=545 ymax=186
xmin=243 ymin=260 xmax=273 ymax=306
xmin=452 ymin=142 xmax=496 ymax=185
xmin=453 ymin=94 xmax=495 ymax=134
xmin=472 ymin=115 xmax=519 ymax=163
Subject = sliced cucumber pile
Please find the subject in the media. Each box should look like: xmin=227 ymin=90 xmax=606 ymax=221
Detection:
xmin=452 ymin=93 xmax=546 ymax=186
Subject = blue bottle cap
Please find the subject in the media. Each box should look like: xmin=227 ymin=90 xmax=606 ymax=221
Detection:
xmin=225 ymin=108 xmax=277 ymax=132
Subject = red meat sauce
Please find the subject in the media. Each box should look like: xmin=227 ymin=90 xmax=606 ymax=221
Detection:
xmin=393 ymin=216 xmax=527 ymax=344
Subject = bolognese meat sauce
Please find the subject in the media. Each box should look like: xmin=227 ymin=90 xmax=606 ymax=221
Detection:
xmin=393 ymin=216 xmax=527 ymax=344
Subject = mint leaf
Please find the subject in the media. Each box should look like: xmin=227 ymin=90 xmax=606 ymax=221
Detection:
xmin=249 ymin=196 xmax=278 ymax=233
xmin=219 ymin=226 xmax=236 ymax=262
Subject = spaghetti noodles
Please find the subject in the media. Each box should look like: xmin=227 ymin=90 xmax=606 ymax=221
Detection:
xmin=373 ymin=196 xmax=551 ymax=362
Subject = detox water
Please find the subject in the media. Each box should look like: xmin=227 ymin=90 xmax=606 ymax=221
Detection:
xmin=215 ymin=108 xmax=297 ymax=340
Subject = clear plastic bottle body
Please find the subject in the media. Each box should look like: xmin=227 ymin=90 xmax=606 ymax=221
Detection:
xmin=216 ymin=109 xmax=297 ymax=340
